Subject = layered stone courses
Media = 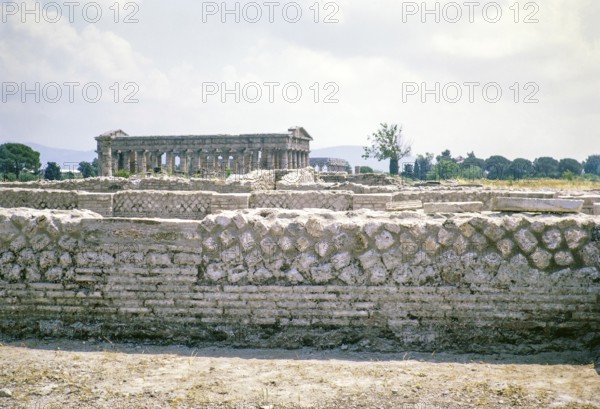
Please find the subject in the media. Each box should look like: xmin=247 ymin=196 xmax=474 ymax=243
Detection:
xmin=96 ymin=127 xmax=312 ymax=177
xmin=1 ymin=186 xmax=598 ymax=220
xmin=0 ymin=208 xmax=598 ymax=353
xmin=493 ymin=197 xmax=585 ymax=213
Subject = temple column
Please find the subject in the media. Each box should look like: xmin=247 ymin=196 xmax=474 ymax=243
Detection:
xmin=103 ymin=147 xmax=113 ymax=177
xmin=212 ymin=151 xmax=218 ymax=173
xmin=165 ymin=151 xmax=172 ymax=174
xmin=151 ymin=152 xmax=157 ymax=170
xmin=232 ymin=153 xmax=238 ymax=174
xmin=258 ymin=150 xmax=263 ymax=169
xmin=148 ymin=152 xmax=154 ymax=171
xmin=220 ymin=149 xmax=229 ymax=173
xmin=266 ymin=149 xmax=274 ymax=170
xmin=141 ymin=150 xmax=148 ymax=173
xmin=241 ymin=150 xmax=248 ymax=173
xmin=281 ymin=150 xmax=289 ymax=170
xmin=129 ymin=151 xmax=137 ymax=174
xmin=172 ymin=152 xmax=178 ymax=174
xmin=252 ymin=150 xmax=259 ymax=171
xmin=156 ymin=151 xmax=163 ymax=169
xmin=181 ymin=152 xmax=188 ymax=175
xmin=122 ymin=151 xmax=128 ymax=173
xmin=112 ymin=151 xmax=119 ymax=174
xmin=263 ymin=149 xmax=269 ymax=169
xmin=197 ymin=151 xmax=204 ymax=175
xmin=237 ymin=151 xmax=244 ymax=174
xmin=189 ymin=151 xmax=197 ymax=176
xmin=96 ymin=138 xmax=113 ymax=177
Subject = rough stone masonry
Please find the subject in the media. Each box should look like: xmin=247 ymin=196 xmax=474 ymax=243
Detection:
xmin=0 ymin=207 xmax=598 ymax=354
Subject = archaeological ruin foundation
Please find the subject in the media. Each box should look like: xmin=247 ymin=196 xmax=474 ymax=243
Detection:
xmin=0 ymin=151 xmax=599 ymax=354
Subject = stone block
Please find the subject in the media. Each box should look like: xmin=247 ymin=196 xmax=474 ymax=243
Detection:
xmin=559 ymin=195 xmax=600 ymax=215
xmin=352 ymin=194 xmax=393 ymax=210
xmin=559 ymin=195 xmax=600 ymax=206
xmin=386 ymin=200 xmax=423 ymax=211
xmin=78 ymin=193 xmax=114 ymax=217
xmin=506 ymin=191 xmax=556 ymax=199
xmin=211 ymin=193 xmax=250 ymax=212
xmin=493 ymin=198 xmax=584 ymax=213
xmin=423 ymin=202 xmax=484 ymax=213
xmin=594 ymin=203 xmax=600 ymax=216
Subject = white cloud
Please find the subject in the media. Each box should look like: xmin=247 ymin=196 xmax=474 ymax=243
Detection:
xmin=1 ymin=0 xmax=598 ymax=160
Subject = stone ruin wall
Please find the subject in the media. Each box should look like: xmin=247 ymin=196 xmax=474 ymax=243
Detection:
xmin=0 ymin=172 xmax=275 ymax=193
xmin=1 ymin=186 xmax=599 ymax=219
xmin=0 ymin=207 xmax=599 ymax=353
xmin=0 ymin=174 xmax=598 ymax=354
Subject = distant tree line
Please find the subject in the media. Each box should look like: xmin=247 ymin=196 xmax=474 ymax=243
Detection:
xmin=361 ymin=124 xmax=599 ymax=180
xmin=0 ymin=143 xmax=99 ymax=181
xmin=403 ymin=150 xmax=600 ymax=181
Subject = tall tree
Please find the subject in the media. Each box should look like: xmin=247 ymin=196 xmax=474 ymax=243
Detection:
xmin=485 ymin=155 xmax=511 ymax=180
xmin=461 ymin=152 xmax=485 ymax=170
xmin=460 ymin=152 xmax=485 ymax=180
xmin=508 ymin=158 xmax=534 ymax=180
xmin=414 ymin=153 xmax=434 ymax=180
xmin=0 ymin=143 xmax=41 ymax=178
xmin=583 ymin=155 xmax=600 ymax=176
xmin=534 ymin=157 xmax=560 ymax=178
xmin=44 ymin=162 xmax=62 ymax=181
xmin=78 ymin=161 xmax=98 ymax=178
xmin=434 ymin=150 xmax=459 ymax=179
xmin=362 ymin=123 xmax=412 ymax=175
xmin=436 ymin=149 xmax=455 ymax=163
xmin=92 ymin=158 xmax=100 ymax=175
xmin=558 ymin=158 xmax=583 ymax=176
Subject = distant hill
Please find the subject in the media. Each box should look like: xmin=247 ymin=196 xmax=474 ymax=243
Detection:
xmin=310 ymin=145 xmax=415 ymax=172
xmin=0 ymin=140 xmax=96 ymax=167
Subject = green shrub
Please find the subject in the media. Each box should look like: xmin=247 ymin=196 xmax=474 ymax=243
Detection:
xmin=562 ymin=170 xmax=575 ymax=181
xmin=2 ymin=173 xmax=17 ymax=182
xmin=18 ymin=173 xmax=38 ymax=182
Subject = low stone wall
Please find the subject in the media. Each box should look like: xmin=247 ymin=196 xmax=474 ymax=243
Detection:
xmin=0 ymin=189 xmax=365 ymax=218
xmin=0 ymin=208 xmax=598 ymax=353
xmin=113 ymin=191 xmax=214 ymax=219
xmin=0 ymin=188 xmax=79 ymax=210
xmin=560 ymin=195 xmax=600 ymax=215
xmin=276 ymin=181 xmax=399 ymax=194
xmin=0 ymin=188 xmax=255 ymax=220
xmin=319 ymin=173 xmax=401 ymax=186
xmin=0 ymin=175 xmax=268 ymax=193
xmin=0 ymin=188 xmax=594 ymax=219
xmin=393 ymin=190 xmax=558 ymax=211
xmin=249 ymin=191 xmax=353 ymax=211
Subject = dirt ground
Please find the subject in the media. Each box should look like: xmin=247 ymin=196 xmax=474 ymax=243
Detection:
xmin=0 ymin=339 xmax=598 ymax=409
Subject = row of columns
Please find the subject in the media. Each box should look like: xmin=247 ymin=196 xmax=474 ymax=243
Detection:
xmin=312 ymin=163 xmax=348 ymax=172
xmin=110 ymin=148 xmax=310 ymax=175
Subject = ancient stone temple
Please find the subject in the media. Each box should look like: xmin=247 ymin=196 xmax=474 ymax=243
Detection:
xmin=95 ymin=127 xmax=312 ymax=177
xmin=309 ymin=157 xmax=352 ymax=173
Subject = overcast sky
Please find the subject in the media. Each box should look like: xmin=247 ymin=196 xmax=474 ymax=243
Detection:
xmin=1 ymin=0 xmax=599 ymax=161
